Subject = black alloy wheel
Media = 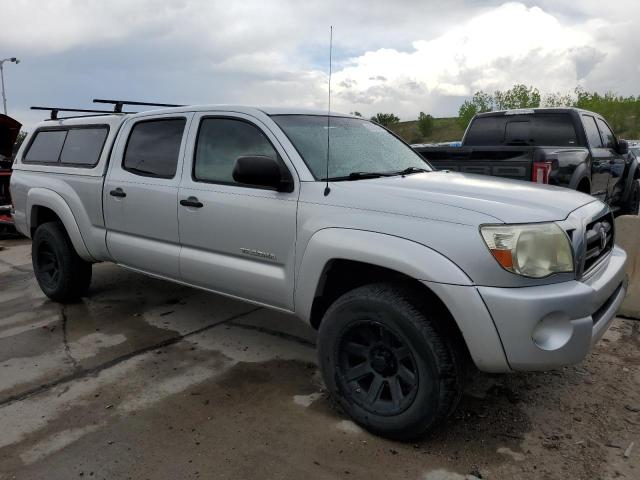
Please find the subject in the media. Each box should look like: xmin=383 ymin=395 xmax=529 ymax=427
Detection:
xmin=337 ymin=321 xmax=418 ymax=416
xmin=36 ymin=239 xmax=61 ymax=290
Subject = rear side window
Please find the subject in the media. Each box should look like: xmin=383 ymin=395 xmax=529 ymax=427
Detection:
xmin=465 ymin=114 xmax=577 ymax=147
xmin=24 ymin=130 xmax=67 ymax=163
xmin=60 ymin=128 xmax=108 ymax=165
xmin=24 ymin=127 xmax=108 ymax=166
xmin=123 ymin=118 xmax=186 ymax=178
xmin=582 ymin=115 xmax=603 ymax=148
xmin=193 ymin=118 xmax=278 ymax=184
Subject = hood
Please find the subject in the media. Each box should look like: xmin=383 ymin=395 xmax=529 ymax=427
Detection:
xmin=0 ymin=114 xmax=21 ymax=160
xmin=328 ymin=171 xmax=596 ymax=224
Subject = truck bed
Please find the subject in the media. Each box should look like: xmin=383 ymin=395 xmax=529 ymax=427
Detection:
xmin=416 ymin=146 xmax=535 ymax=181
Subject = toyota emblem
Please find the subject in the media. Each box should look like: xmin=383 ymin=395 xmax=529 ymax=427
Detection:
xmin=599 ymin=226 xmax=607 ymax=250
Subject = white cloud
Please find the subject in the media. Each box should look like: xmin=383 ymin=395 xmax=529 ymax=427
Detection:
xmin=1 ymin=0 xmax=639 ymax=127
xmin=330 ymin=3 xmax=621 ymax=117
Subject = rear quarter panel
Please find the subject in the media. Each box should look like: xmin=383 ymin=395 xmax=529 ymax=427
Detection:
xmin=11 ymin=116 xmax=125 ymax=260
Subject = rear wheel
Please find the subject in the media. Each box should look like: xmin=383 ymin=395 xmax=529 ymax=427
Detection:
xmin=317 ymin=283 xmax=463 ymax=440
xmin=32 ymin=222 xmax=92 ymax=302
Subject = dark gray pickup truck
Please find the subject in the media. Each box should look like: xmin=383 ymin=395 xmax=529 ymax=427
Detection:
xmin=414 ymin=108 xmax=640 ymax=215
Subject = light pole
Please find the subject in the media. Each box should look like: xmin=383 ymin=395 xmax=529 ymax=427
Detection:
xmin=0 ymin=57 xmax=20 ymax=115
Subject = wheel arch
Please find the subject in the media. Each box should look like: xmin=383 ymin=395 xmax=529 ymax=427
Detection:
xmin=295 ymin=228 xmax=471 ymax=326
xmin=295 ymin=229 xmax=512 ymax=372
xmin=568 ymin=161 xmax=591 ymax=193
xmin=621 ymin=159 xmax=640 ymax=203
xmin=27 ymin=188 xmax=94 ymax=261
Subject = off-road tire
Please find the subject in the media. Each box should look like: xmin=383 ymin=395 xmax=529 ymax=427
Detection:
xmin=317 ymin=282 xmax=464 ymax=441
xmin=32 ymin=222 xmax=92 ymax=302
xmin=622 ymin=179 xmax=640 ymax=216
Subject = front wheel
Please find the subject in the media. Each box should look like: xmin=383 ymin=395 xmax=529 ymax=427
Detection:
xmin=317 ymin=283 xmax=463 ymax=440
xmin=622 ymin=179 xmax=640 ymax=215
xmin=32 ymin=222 xmax=92 ymax=303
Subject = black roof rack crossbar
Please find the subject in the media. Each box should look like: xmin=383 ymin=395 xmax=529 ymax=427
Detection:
xmin=93 ymin=99 xmax=186 ymax=113
xmin=31 ymin=106 xmax=135 ymax=120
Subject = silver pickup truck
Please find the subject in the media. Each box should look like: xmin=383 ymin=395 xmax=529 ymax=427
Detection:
xmin=11 ymin=104 xmax=628 ymax=440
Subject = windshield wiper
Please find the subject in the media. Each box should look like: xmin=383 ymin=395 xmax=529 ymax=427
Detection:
xmin=327 ymin=168 xmax=430 ymax=181
xmin=391 ymin=166 xmax=430 ymax=176
xmin=326 ymin=171 xmax=395 ymax=181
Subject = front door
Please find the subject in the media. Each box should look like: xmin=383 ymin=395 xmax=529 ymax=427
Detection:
xmin=596 ymin=117 xmax=626 ymax=203
xmin=104 ymin=113 xmax=192 ymax=278
xmin=177 ymin=112 xmax=298 ymax=310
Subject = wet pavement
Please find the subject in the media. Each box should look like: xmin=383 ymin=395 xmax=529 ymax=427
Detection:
xmin=1 ymin=237 xmax=639 ymax=479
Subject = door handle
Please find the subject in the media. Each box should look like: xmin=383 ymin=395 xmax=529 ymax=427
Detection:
xmin=180 ymin=197 xmax=203 ymax=208
xmin=110 ymin=188 xmax=126 ymax=198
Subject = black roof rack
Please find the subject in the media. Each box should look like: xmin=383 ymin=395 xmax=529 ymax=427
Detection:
xmin=93 ymin=99 xmax=185 ymax=113
xmin=31 ymin=106 xmax=135 ymax=120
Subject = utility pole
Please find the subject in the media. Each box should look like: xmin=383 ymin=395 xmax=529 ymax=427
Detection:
xmin=0 ymin=57 xmax=21 ymax=115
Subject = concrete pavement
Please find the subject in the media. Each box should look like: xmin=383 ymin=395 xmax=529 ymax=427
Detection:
xmin=1 ymin=238 xmax=639 ymax=480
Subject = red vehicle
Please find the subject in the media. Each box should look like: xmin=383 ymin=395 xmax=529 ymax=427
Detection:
xmin=0 ymin=114 xmax=22 ymax=233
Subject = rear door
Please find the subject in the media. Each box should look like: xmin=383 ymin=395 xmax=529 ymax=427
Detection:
xmin=177 ymin=112 xmax=298 ymax=310
xmin=582 ymin=114 xmax=609 ymax=200
xmin=104 ymin=113 xmax=192 ymax=278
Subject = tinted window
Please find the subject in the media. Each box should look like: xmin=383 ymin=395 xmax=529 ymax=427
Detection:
xmin=59 ymin=128 xmax=108 ymax=165
xmin=582 ymin=115 xmax=603 ymax=148
xmin=597 ymin=118 xmax=616 ymax=149
xmin=24 ymin=130 xmax=67 ymax=163
xmin=533 ymin=115 xmax=577 ymax=146
xmin=194 ymin=118 xmax=278 ymax=184
xmin=465 ymin=114 xmax=577 ymax=147
xmin=504 ymin=121 xmax=531 ymax=145
xmin=123 ymin=119 xmax=186 ymax=178
xmin=463 ymin=116 xmax=506 ymax=146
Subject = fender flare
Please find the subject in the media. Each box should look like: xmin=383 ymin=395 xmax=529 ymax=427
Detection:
xmin=568 ymin=162 xmax=591 ymax=192
xmin=27 ymin=188 xmax=94 ymax=262
xmin=294 ymin=228 xmax=472 ymax=323
xmin=621 ymin=158 xmax=640 ymax=203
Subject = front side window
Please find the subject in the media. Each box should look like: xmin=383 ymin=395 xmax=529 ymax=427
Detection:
xmin=24 ymin=130 xmax=67 ymax=163
xmin=123 ymin=118 xmax=186 ymax=178
xmin=271 ymin=115 xmax=429 ymax=179
xmin=596 ymin=118 xmax=616 ymax=149
xmin=194 ymin=118 xmax=278 ymax=184
xmin=582 ymin=116 xmax=603 ymax=148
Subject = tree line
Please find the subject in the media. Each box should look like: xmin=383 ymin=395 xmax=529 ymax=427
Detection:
xmin=367 ymin=84 xmax=640 ymax=139
xmin=458 ymin=84 xmax=640 ymax=136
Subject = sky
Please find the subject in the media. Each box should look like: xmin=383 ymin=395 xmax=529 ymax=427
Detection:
xmin=1 ymin=0 xmax=639 ymax=129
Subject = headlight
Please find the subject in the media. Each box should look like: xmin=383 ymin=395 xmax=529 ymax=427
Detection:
xmin=480 ymin=223 xmax=574 ymax=278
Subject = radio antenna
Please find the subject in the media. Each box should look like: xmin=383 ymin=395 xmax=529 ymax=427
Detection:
xmin=324 ymin=25 xmax=333 ymax=196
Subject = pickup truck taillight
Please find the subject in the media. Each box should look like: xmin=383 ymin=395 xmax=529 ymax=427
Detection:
xmin=532 ymin=161 xmax=552 ymax=184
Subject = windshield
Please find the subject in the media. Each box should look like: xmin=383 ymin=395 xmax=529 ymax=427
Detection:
xmin=271 ymin=115 xmax=430 ymax=180
xmin=631 ymin=147 xmax=640 ymax=157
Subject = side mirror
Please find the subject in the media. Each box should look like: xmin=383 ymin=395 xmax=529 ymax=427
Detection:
xmin=232 ymin=155 xmax=293 ymax=192
xmin=618 ymin=139 xmax=629 ymax=155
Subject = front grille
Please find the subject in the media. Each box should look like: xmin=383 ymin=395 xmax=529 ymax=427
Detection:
xmin=583 ymin=212 xmax=614 ymax=273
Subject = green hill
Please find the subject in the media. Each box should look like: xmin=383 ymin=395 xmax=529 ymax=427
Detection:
xmin=388 ymin=117 xmax=465 ymax=144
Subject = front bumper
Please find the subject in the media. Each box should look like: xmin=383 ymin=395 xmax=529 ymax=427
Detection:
xmin=478 ymin=245 xmax=628 ymax=371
